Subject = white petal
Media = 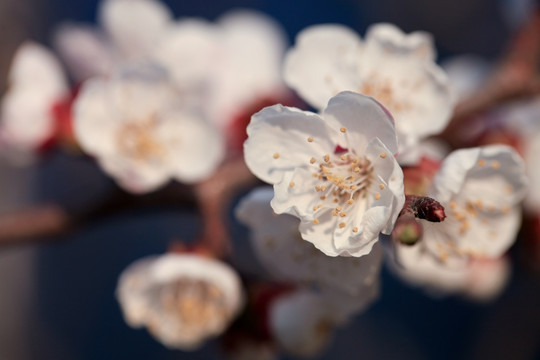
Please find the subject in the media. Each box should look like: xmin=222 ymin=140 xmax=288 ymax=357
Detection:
xmin=210 ymin=10 xmax=288 ymax=126
xmin=364 ymin=23 xmax=436 ymax=61
xmin=99 ymin=0 xmax=172 ymax=58
xmin=7 ymin=41 xmax=67 ymax=92
xmin=269 ymin=289 xmax=337 ymax=357
xmin=1 ymin=88 xmax=57 ymax=149
xmin=236 ymin=187 xmax=383 ymax=294
xmin=153 ymin=19 xmax=219 ymax=88
xmin=284 ymin=24 xmax=361 ymax=110
xmin=322 ymin=91 xmax=399 ymax=155
xmin=430 ymin=145 xmax=528 ymax=206
xmin=157 ymin=110 xmax=225 ymax=183
xmin=244 ymin=105 xmax=334 ymax=184
xmin=73 ymin=78 xmax=121 ymax=156
xmin=53 ymin=23 xmax=114 ymax=80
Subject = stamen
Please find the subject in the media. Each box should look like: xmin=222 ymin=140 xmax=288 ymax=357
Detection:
xmin=313 ymin=219 xmax=319 ymax=224
xmin=307 ymin=136 xmax=314 ymax=143
xmin=289 ymin=182 xmax=295 ymax=188
xmin=273 ymin=153 xmax=280 ymax=159
xmin=340 ymin=127 xmax=347 ymax=133
xmin=310 ymin=157 xmax=316 ymax=164
xmin=379 ymin=153 xmax=387 ymax=159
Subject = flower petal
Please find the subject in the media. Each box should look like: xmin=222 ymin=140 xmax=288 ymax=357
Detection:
xmin=53 ymin=23 xmax=114 ymax=80
xmin=156 ymin=110 xmax=225 ymax=183
xmin=364 ymin=23 xmax=436 ymax=61
xmin=244 ymin=105 xmax=334 ymax=184
xmin=99 ymin=0 xmax=172 ymax=58
xmin=322 ymin=91 xmax=398 ymax=155
xmin=284 ymin=24 xmax=361 ymax=110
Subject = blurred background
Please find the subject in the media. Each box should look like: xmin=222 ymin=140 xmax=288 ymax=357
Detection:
xmin=0 ymin=0 xmax=539 ymax=359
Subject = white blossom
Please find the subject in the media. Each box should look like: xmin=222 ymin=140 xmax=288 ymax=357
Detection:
xmin=269 ymin=288 xmax=369 ymax=358
xmin=235 ymin=186 xmax=383 ymax=295
xmin=116 ymin=253 xmax=243 ymax=350
xmin=73 ymin=64 xmax=224 ymax=193
xmin=244 ymin=91 xmax=404 ymax=257
xmin=284 ymin=23 xmax=455 ymax=162
xmin=424 ymin=145 xmax=528 ymax=262
xmin=0 ymin=42 xmax=68 ymax=160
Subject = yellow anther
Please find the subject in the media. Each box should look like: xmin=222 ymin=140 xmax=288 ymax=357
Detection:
xmin=307 ymin=136 xmax=314 ymax=143
xmin=333 ymin=198 xmax=339 ymax=203
xmin=336 ymin=206 xmax=342 ymax=211
xmin=332 ymin=210 xmax=339 ymax=216
xmin=310 ymin=157 xmax=316 ymax=164
xmin=352 ymin=227 xmax=359 ymax=233
xmin=324 ymin=154 xmax=330 ymax=162
xmin=477 ymin=159 xmax=486 ymax=167
xmin=341 ymin=154 xmax=348 ymax=160
xmin=320 ymin=195 xmax=327 ymax=200
xmin=379 ymin=184 xmax=385 ymax=190
xmin=354 ymin=167 xmax=360 ymax=173
xmin=340 ymin=127 xmax=347 ymax=133
xmin=313 ymin=219 xmax=319 ymax=224
xmin=289 ymin=182 xmax=295 ymax=188
xmin=347 ymin=199 xmax=354 ymax=205
xmin=380 ymin=153 xmax=387 ymax=159
xmin=449 ymin=201 xmax=457 ymax=208
xmin=273 ymin=153 xmax=280 ymax=159
xmin=375 ymin=192 xmax=381 ymax=200
xmin=491 ymin=161 xmax=500 ymax=169
xmin=339 ymin=222 xmax=346 ymax=228
xmin=321 ymin=186 xmax=326 ymax=191
xmin=340 ymin=212 xmax=347 ymax=217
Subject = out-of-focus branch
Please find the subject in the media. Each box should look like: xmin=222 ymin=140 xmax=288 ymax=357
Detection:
xmin=440 ymin=10 xmax=540 ymax=148
xmin=195 ymin=156 xmax=258 ymax=259
xmin=0 ymin=156 xmax=257 ymax=253
xmin=0 ymin=205 xmax=69 ymax=245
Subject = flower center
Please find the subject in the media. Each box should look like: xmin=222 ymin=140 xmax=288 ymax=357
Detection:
xmin=358 ymin=73 xmax=413 ymax=113
xmin=158 ymin=278 xmax=230 ymax=329
xmin=117 ymin=118 xmax=165 ymax=162
xmin=310 ymin=150 xmax=376 ymax=229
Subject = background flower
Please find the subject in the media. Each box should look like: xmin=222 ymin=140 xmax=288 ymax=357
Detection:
xmin=116 ymin=253 xmax=244 ymax=350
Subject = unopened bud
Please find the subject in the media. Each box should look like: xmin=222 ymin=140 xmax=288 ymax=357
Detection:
xmin=410 ymin=196 xmax=446 ymax=222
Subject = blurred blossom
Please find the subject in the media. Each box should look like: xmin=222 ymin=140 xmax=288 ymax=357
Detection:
xmin=0 ymin=42 xmax=68 ymax=163
xmin=116 ymin=253 xmax=243 ymax=350
xmin=235 ymin=186 xmax=383 ymax=296
xmin=390 ymin=244 xmax=511 ymax=301
xmin=269 ymin=288 xmax=361 ymax=358
xmin=54 ymin=0 xmax=173 ymax=80
xmin=73 ymin=64 xmax=224 ymax=193
xmin=284 ymin=23 xmax=456 ymax=164
xmin=206 ymin=10 xmax=290 ymax=132
xmin=423 ymin=145 xmax=527 ymax=262
xmin=244 ymin=91 xmax=405 ymax=257
xmin=391 ymin=145 xmax=527 ymax=298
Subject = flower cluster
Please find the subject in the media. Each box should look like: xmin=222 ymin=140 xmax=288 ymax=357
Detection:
xmin=1 ymin=0 xmax=537 ymax=357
